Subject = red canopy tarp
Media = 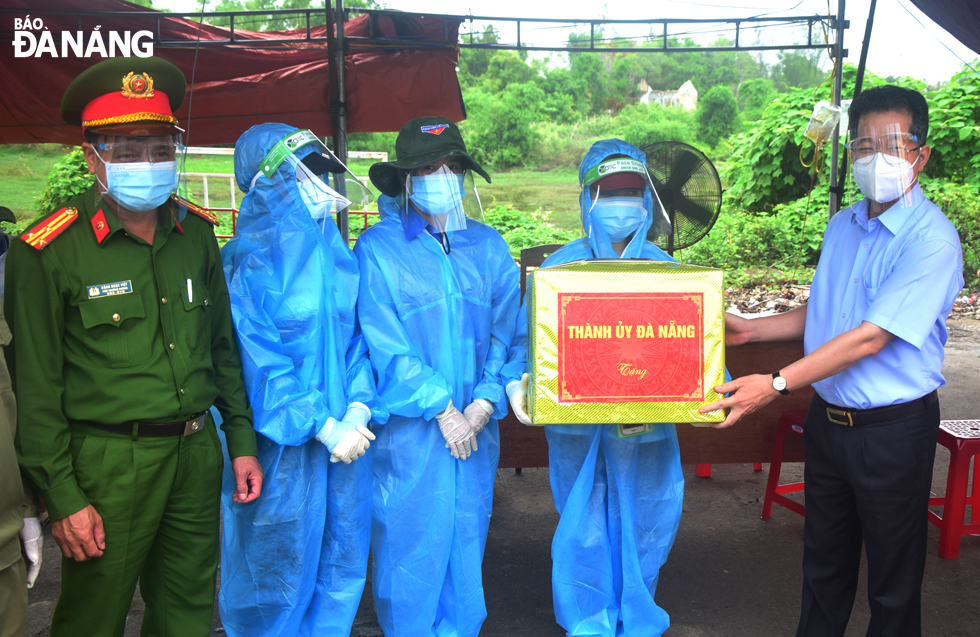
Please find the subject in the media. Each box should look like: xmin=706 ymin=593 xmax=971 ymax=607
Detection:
xmin=909 ymin=0 xmax=980 ymax=58
xmin=0 ymin=0 xmax=465 ymax=145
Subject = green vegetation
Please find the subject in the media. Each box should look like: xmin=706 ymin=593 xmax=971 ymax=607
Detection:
xmin=0 ymin=144 xmax=78 ymax=228
xmin=700 ymin=62 xmax=980 ymax=287
xmin=482 ymin=206 xmax=578 ymax=258
xmin=5 ymin=27 xmax=979 ymax=290
xmin=697 ymin=86 xmax=739 ymax=147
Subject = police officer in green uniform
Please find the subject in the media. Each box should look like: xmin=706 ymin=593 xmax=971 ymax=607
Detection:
xmin=0 ymin=298 xmax=39 ymax=637
xmin=5 ymin=56 xmax=263 ymax=637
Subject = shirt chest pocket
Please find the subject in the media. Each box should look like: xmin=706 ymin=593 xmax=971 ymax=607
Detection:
xmin=863 ymin=282 xmax=880 ymax=305
xmin=79 ymin=294 xmax=151 ymax=368
xmin=182 ymin=281 xmax=212 ymax=354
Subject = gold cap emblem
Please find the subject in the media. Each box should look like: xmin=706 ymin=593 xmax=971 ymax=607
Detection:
xmin=121 ymin=72 xmax=155 ymax=99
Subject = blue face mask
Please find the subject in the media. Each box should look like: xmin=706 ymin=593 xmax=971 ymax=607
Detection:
xmin=102 ymin=161 xmax=179 ymax=212
xmin=591 ymin=196 xmax=646 ymax=242
xmin=408 ymin=172 xmax=465 ymax=216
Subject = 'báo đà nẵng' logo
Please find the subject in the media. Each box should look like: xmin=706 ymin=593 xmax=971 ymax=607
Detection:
xmin=558 ymin=292 xmax=704 ymax=403
xmin=12 ymin=17 xmax=153 ymax=58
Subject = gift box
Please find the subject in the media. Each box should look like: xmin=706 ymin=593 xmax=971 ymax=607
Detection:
xmin=526 ymin=260 xmax=725 ymax=425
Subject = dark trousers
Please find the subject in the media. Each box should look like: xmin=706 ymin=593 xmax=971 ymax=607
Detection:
xmin=795 ymin=395 xmax=940 ymax=637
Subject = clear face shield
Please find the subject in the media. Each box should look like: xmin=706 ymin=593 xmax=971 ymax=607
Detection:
xmin=403 ymin=162 xmax=484 ymax=234
xmin=583 ymin=157 xmax=671 ymax=249
xmin=89 ymin=134 xmax=184 ymax=212
xmin=846 ymin=122 xmax=923 ymax=207
xmin=250 ymin=129 xmax=372 ymax=231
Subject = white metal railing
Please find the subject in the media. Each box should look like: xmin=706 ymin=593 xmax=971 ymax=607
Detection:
xmin=183 ymin=172 xmax=237 ymax=210
xmin=183 ymin=148 xmax=388 ymax=163
xmin=348 ymin=151 xmax=388 ymax=162
xmin=182 ymin=147 xmax=233 ymax=156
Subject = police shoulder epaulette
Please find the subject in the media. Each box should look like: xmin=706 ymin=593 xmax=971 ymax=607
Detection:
xmin=172 ymin=195 xmax=219 ymax=226
xmin=19 ymin=207 xmax=80 ymax=250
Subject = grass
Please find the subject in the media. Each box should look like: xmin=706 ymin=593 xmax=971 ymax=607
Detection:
xmin=480 ymin=168 xmax=582 ymax=233
xmin=0 ymin=144 xmax=76 ymax=222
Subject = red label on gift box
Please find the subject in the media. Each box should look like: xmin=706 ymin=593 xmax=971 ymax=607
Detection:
xmin=557 ymin=292 xmax=704 ymax=402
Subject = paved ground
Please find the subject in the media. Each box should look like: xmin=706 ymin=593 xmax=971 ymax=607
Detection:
xmin=24 ymin=320 xmax=980 ymax=636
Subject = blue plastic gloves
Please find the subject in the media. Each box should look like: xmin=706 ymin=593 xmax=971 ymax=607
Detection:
xmin=315 ymin=402 xmax=375 ymax=464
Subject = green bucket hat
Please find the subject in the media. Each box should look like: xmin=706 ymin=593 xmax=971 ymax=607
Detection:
xmin=368 ymin=116 xmax=490 ymax=197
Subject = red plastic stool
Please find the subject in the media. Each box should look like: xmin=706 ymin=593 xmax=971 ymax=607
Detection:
xmin=761 ymin=409 xmax=808 ymax=520
xmin=928 ymin=420 xmax=980 ymax=559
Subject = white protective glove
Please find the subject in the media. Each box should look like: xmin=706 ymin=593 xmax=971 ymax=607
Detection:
xmin=506 ymin=373 xmax=533 ymax=426
xmin=20 ymin=517 xmax=42 ymax=588
xmin=436 ymin=400 xmax=477 ymax=460
xmin=463 ymin=399 xmax=494 ymax=436
xmin=315 ymin=402 xmax=376 ymax=464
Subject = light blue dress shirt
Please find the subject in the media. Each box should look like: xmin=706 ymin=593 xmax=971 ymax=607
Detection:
xmin=805 ymin=184 xmax=963 ymax=409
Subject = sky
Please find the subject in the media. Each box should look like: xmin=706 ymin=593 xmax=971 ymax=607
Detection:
xmin=155 ymin=0 xmax=978 ymax=84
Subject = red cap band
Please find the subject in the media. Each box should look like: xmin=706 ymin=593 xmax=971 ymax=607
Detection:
xmin=594 ymin=171 xmax=646 ymax=191
xmin=81 ymin=90 xmax=176 ymax=130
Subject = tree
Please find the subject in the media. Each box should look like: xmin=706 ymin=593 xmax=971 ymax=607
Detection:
xmin=457 ymin=26 xmax=500 ymax=87
xmin=206 ymin=0 xmax=375 ymax=31
xmin=483 ymin=51 xmax=534 ymax=91
xmin=697 ymin=85 xmax=739 ymax=146
xmin=737 ymin=78 xmax=777 ymax=122
xmin=771 ymin=50 xmax=828 ymax=91
xmin=569 ymin=52 xmax=608 ymax=116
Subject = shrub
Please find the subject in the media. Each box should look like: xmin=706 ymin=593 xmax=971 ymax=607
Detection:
xmin=697 ymin=85 xmax=739 ymax=147
xmin=920 ymin=176 xmax=980 ymax=287
xmin=483 ymin=205 xmax=578 ymax=258
xmin=34 ymin=149 xmax=95 ymax=214
xmin=924 ymin=64 xmax=980 ymax=185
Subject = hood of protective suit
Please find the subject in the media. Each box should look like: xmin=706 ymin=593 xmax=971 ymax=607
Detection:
xmin=377 ymin=193 xmax=401 ymax=220
xmin=579 ymin=139 xmax=658 ymax=260
xmin=223 ymin=123 xmax=368 ymax=444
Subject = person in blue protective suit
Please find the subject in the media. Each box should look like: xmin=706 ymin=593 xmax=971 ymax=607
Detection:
xmin=355 ymin=116 xmax=521 ymax=637
xmin=505 ymin=139 xmax=688 ymax=637
xmin=217 ymin=123 xmax=388 ymax=637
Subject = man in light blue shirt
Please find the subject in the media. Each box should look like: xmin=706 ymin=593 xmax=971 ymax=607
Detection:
xmin=701 ymin=86 xmax=963 ymax=637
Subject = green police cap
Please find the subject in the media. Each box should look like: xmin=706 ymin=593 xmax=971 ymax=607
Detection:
xmin=61 ymin=56 xmax=186 ymax=135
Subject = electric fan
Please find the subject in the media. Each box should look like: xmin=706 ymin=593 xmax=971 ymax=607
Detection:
xmin=641 ymin=141 xmax=723 ymax=254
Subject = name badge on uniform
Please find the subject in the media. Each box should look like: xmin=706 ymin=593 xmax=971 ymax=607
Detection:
xmin=87 ymin=280 xmax=133 ymax=298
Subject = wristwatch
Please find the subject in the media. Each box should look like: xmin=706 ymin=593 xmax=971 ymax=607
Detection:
xmin=771 ymin=371 xmax=790 ymax=395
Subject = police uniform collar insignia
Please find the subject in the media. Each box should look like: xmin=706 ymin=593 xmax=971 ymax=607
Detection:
xmin=20 ymin=206 xmax=79 ymax=250
xmin=121 ymin=72 xmax=155 ymax=99
xmin=91 ymin=209 xmax=111 ymax=244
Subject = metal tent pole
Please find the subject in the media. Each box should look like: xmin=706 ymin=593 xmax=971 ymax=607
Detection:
xmin=828 ymin=0 xmax=847 ymax=217
xmin=327 ymin=0 xmax=349 ymax=242
xmin=834 ymin=0 xmax=877 ymax=208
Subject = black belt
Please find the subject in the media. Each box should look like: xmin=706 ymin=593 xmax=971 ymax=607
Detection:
xmin=815 ymin=390 xmax=938 ymax=427
xmin=83 ymin=412 xmax=207 ymax=437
